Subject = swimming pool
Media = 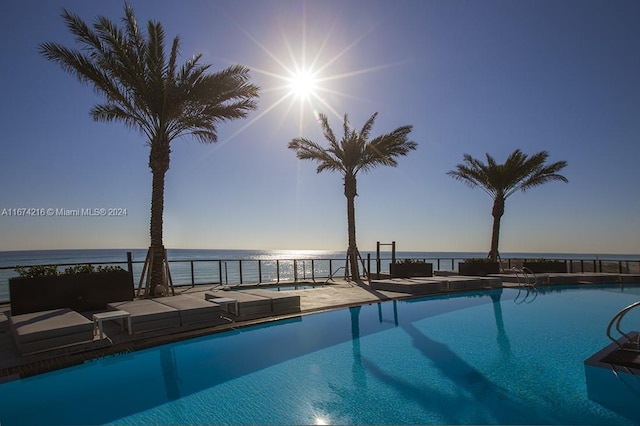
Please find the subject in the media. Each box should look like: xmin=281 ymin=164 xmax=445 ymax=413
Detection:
xmin=1 ymin=284 xmax=639 ymax=425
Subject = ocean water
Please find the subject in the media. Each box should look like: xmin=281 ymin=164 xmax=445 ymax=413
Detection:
xmin=0 ymin=249 xmax=638 ymax=303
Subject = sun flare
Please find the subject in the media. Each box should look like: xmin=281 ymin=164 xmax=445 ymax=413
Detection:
xmin=288 ymin=70 xmax=318 ymax=99
xmin=223 ymin=9 xmax=402 ymax=139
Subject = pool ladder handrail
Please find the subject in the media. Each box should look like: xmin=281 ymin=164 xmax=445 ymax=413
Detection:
xmin=325 ymin=266 xmax=345 ymax=283
xmin=606 ymin=300 xmax=640 ymax=350
xmin=511 ymin=266 xmax=537 ymax=287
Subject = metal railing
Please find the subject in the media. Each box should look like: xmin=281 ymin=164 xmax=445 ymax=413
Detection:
xmin=1 ymin=254 xmax=639 ymax=303
xmin=0 ymin=256 xmax=351 ymax=302
xmin=499 ymin=258 xmax=640 ymax=274
xmin=511 ymin=266 xmax=538 ymax=304
xmin=606 ymin=301 xmax=640 ymax=350
xmin=511 ymin=267 xmax=537 ymax=287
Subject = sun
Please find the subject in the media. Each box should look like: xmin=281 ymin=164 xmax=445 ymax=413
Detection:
xmin=219 ymin=9 xmax=403 ymax=140
xmin=287 ymin=70 xmax=318 ymax=100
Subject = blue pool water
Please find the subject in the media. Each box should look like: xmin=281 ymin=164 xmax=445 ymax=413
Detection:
xmin=1 ymin=284 xmax=640 ymax=425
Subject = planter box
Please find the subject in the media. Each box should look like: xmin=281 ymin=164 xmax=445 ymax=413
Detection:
xmin=9 ymin=270 xmax=134 ymax=315
xmin=523 ymin=261 xmax=567 ymax=273
xmin=390 ymin=262 xmax=433 ymax=278
xmin=458 ymin=262 xmax=500 ymax=276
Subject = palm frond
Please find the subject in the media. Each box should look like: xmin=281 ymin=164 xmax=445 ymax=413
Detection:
xmin=288 ymin=111 xmax=416 ymax=180
xmin=288 ymin=138 xmax=342 ymax=174
xmin=359 ymin=112 xmax=378 ymax=142
xmin=317 ymin=113 xmax=337 ymax=147
xmin=41 ymin=4 xmax=259 ymax=151
xmin=449 ymin=149 xmax=568 ymax=199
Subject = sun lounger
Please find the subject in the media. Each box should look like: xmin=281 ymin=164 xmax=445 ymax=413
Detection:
xmin=371 ymin=278 xmax=447 ymax=295
xmin=108 ymin=299 xmax=180 ymax=333
xmin=155 ymin=295 xmax=224 ymax=326
xmin=242 ymin=289 xmax=301 ymax=315
xmin=9 ymin=308 xmax=94 ymax=355
xmin=205 ymin=290 xmax=300 ymax=318
xmin=205 ymin=291 xmax=272 ymax=319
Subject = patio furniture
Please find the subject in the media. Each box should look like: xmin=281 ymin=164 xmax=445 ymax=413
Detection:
xmin=155 ymin=295 xmax=224 ymax=326
xmin=243 ymin=289 xmax=301 ymax=315
xmin=205 ymin=290 xmax=301 ymax=318
xmin=204 ymin=294 xmax=238 ymax=314
xmin=108 ymin=299 xmax=180 ymax=333
xmin=9 ymin=308 xmax=94 ymax=355
xmin=213 ymin=292 xmax=272 ymax=319
xmin=93 ymin=310 xmax=132 ymax=339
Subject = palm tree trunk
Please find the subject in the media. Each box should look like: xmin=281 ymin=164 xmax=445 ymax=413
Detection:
xmin=149 ymin=142 xmax=170 ymax=295
xmin=344 ymin=173 xmax=360 ymax=281
xmin=489 ymin=196 xmax=505 ymax=262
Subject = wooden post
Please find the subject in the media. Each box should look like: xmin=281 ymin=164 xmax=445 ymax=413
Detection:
xmin=376 ymin=241 xmax=381 ymax=279
xmin=377 ymin=241 xmax=397 ymax=278
xmin=164 ymin=249 xmax=175 ymax=295
xmin=136 ymin=248 xmax=151 ymax=297
xmin=391 ymin=241 xmax=396 ymax=264
xmin=136 ymin=247 xmax=174 ymax=297
xmin=126 ymin=251 xmax=133 ymax=275
xmin=344 ymin=249 xmax=349 ymax=281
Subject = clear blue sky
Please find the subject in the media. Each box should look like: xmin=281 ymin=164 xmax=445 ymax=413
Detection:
xmin=1 ymin=0 xmax=639 ymax=255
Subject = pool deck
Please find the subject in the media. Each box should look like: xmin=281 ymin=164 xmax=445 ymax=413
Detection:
xmin=1 ymin=272 xmax=639 ymax=382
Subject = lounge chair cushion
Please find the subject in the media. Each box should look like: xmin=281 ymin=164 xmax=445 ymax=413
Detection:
xmin=243 ymin=289 xmax=301 ymax=314
xmin=155 ymin=295 xmax=223 ymax=326
xmin=108 ymin=299 xmax=180 ymax=333
xmin=371 ymin=278 xmax=447 ymax=295
xmin=9 ymin=308 xmax=94 ymax=354
xmin=217 ymin=292 xmax=272 ymax=317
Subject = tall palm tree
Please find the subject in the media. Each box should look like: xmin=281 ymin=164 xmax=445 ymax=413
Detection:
xmin=288 ymin=113 xmax=416 ymax=281
xmin=447 ymin=149 xmax=568 ymax=261
xmin=40 ymin=5 xmax=259 ymax=295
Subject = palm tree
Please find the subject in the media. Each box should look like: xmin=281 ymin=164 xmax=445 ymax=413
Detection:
xmin=447 ymin=149 xmax=568 ymax=261
xmin=40 ymin=5 xmax=259 ymax=295
xmin=288 ymin=113 xmax=416 ymax=282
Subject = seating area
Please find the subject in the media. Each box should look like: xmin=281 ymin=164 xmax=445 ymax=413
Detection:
xmin=6 ymin=288 xmax=302 ymax=356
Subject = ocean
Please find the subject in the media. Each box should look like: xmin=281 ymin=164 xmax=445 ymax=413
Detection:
xmin=1 ymin=248 xmax=638 ymax=303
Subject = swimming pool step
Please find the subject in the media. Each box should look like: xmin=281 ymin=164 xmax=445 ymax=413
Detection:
xmin=584 ymin=333 xmax=640 ymax=420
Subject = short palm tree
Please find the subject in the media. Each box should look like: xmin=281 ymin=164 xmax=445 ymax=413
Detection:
xmin=288 ymin=113 xmax=417 ymax=281
xmin=40 ymin=5 xmax=259 ymax=295
xmin=447 ymin=149 xmax=568 ymax=261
